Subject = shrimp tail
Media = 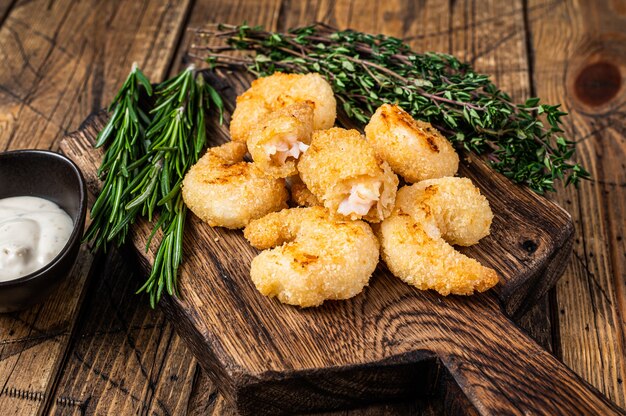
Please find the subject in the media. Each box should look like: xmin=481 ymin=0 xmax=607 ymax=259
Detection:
xmin=206 ymin=141 xmax=247 ymax=163
xmin=244 ymin=209 xmax=300 ymax=249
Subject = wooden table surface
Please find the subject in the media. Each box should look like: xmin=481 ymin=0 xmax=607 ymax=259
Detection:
xmin=0 ymin=0 xmax=624 ymax=414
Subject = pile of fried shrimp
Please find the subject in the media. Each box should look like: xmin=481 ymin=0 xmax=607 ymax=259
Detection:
xmin=181 ymin=72 xmax=499 ymax=307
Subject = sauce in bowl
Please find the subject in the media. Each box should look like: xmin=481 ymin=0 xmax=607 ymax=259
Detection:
xmin=0 ymin=196 xmax=73 ymax=282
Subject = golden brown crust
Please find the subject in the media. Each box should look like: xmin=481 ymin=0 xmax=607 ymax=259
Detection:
xmin=182 ymin=142 xmax=288 ymax=229
xmin=229 ymin=73 xmax=336 ymax=143
xmin=396 ymin=177 xmax=493 ymax=246
xmin=378 ymin=177 xmax=498 ymax=296
xmin=244 ymin=207 xmax=379 ymax=307
xmin=298 ymin=128 xmax=398 ymax=222
xmin=247 ymin=103 xmax=314 ymax=178
xmin=364 ymin=104 xmax=459 ymax=182
xmin=289 ymin=175 xmax=322 ymax=207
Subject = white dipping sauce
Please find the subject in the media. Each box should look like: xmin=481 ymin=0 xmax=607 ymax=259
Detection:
xmin=0 ymin=196 xmax=73 ymax=282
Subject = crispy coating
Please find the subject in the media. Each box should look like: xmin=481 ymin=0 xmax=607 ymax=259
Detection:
xmin=378 ymin=177 xmax=498 ymax=296
xmin=244 ymin=207 xmax=379 ymax=307
xmin=364 ymin=104 xmax=459 ymax=182
xmin=397 ymin=177 xmax=493 ymax=246
xmin=289 ymin=175 xmax=321 ymax=207
xmin=298 ymin=128 xmax=399 ymax=222
xmin=247 ymin=103 xmax=314 ymax=178
xmin=182 ymin=142 xmax=288 ymax=229
xmin=230 ymin=73 xmax=336 ymax=143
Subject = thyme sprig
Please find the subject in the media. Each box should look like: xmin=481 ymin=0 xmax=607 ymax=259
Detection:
xmin=86 ymin=64 xmax=224 ymax=308
xmin=196 ymin=23 xmax=589 ymax=194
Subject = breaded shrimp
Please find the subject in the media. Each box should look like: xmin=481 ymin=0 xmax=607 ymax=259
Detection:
xmin=298 ymin=128 xmax=398 ymax=222
xmin=244 ymin=207 xmax=379 ymax=307
xmin=400 ymin=177 xmax=493 ymax=246
xmin=182 ymin=142 xmax=288 ymax=229
xmin=378 ymin=177 xmax=498 ymax=295
xmin=230 ymin=73 xmax=336 ymax=143
xmin=364 ymin=104 xmax=459 ymax=182
xmin=289 ymin=175 xmax=321 ymax=207
xmin=247 ymin=103 xmax=314 ymax=178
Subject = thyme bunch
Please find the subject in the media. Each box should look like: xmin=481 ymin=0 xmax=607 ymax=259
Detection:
xmin=197 ymin=23 xmax=589 ymax=193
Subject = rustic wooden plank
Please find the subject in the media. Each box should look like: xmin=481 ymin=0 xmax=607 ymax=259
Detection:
xmin=527 ymin=0 xmax=626 ymax=408
xmin=0 ymin=246 xmax=94 ymax=415
xmin=0 ymin=0 xmax=191 ymax=151
xmin=0 ymin=0 xmax=193 ymax=414
xmin=2 ymin=1 xmax=612 ymax=414
xmin=47 ymin=249 xmax=197 ymax=416
xmin=0 ymin=0 xmax=16 ymax=29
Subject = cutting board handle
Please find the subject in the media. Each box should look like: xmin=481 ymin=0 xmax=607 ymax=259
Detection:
xmin=437 ymin=309 xmax=625 ymax=415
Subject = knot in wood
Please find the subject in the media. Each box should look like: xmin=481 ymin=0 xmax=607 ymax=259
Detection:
xmin=521 ymin=239 xmax=538 ymax=254
xmin=574 ymin=62 xmax=621 ymax=107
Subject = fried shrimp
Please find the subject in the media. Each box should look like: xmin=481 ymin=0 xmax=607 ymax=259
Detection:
xmin=230 ymin=73 xmax=336 ymax=143
xmin=182 ymin=142 xmax=288 ymax=229
xmin=298 ymin=128 xmax=398 ymax=222
xmin=364 ymin=104 xmax=459 ymax=182
xmin=244 ymin=207 xmax=379 ymax=307
xmin=247 ymin=103 xmax=314 ymax=178
xmin=289 ymin=175 xmax=321 ymax=207
xmin=378 ymin=177 xmax=498 ymax=295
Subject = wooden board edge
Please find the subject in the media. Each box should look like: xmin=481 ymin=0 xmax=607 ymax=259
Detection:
xmin=502 ymin=214 xmax=574 ymax=320
xmin=160 ymin=289 xmax=443 ymax=415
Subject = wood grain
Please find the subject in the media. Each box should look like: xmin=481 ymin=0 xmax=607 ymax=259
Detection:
xmin=46 ymin=249 xmax=198 ymax=415
xmin=0 ymin=246 xmax=93 ymax=415
xmin=0 ymin=0 xmax=193 ymax=414
xmin=61 ymin=76 xmax=621 ymax=415
xmin=527 ymin=0 xmax=626 ymax=408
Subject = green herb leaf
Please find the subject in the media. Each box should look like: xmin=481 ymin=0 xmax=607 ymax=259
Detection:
xmin=204 ymin=23 xmax=589 ymax=193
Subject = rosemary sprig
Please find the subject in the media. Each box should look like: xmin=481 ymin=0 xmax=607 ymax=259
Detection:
xmin=83 ymin=63 xmax=152 ymax=251
xmin=132 ymin=66 xmax=223 ymax=308
xmin=87 ymin=64 xmax=223 ymax=308
xmin=197 ymin=23 xmax=589 ymax=194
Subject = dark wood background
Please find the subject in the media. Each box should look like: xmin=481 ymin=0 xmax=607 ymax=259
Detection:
xmin=0 ymin=0 xmax=624 ymax=414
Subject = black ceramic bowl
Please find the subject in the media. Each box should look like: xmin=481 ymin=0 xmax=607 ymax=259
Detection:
xmin=0 ymin=150 xmax=87 ymax=312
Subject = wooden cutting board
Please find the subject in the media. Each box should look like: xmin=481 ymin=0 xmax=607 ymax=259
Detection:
xmin=60 ymin=71 xmax=623 ymax=415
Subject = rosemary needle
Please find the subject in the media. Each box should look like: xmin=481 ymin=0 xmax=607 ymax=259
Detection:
xmin=131 ymin=66 xmax=224 ymax=307
xmin=84 ymin=63 xmax=152 ymax=251
xmin=87 ymin=64 xmax=224 ymax=308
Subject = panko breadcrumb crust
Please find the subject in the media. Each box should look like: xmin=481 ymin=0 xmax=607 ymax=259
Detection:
xmin=398 ymin=177 xmax=493 ymax=246
xmin=378 ymin=177 xmax=498 ymax=296
xmin=365 ymin=104 xmax=459 ymax=183
xmin=244 ymin=207 xmax=379 ymax=307
xmin=247 ymin=102 xmax=314 ymax=178
xmin=230 ymin=73 xmax=336 ymax=143
xmin=182 ymin=142 xmax=288 ymax=229
xmin=298 ymin=127 xmax=398 ymax=223
xmin=289 ymin=175 xmax=322 ymax=207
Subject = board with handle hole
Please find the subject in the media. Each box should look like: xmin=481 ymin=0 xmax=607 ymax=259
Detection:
xmin=60 ymin=70 xmax=624 ymax=415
